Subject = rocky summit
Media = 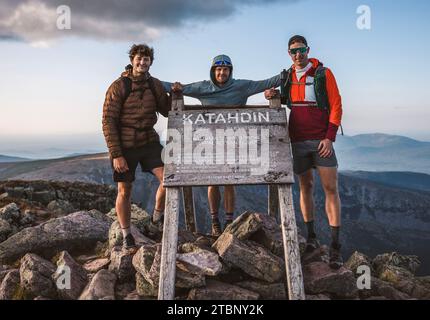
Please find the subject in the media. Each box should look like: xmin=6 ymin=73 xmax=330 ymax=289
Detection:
xmin=0 ymin=180 xmax=429 ymax=300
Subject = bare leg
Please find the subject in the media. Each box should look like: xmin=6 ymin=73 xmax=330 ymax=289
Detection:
xmin=116 ymin=182 xmax=133 ymax=228
xmin=151 ymin=166 xmax=166 ymax=212
xmin=208 ymin=186 xmax=221 ymax=214
xmin=223 ymin=185 xmax=235 ymax=213
xmin=317 ymin=166 xmax=341 ymax=227
xmin=298 ymin=169 xmax=315 ymax=223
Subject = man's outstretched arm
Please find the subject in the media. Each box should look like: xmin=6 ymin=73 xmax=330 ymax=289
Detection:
xmin=244 ymin=74 xmax=281 ymax=96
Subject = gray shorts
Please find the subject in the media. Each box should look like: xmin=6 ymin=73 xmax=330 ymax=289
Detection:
xmin=291 ymin=140 xmax=338 ymax=175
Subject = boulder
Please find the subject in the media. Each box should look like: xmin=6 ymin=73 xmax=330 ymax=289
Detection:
xmin=52 ymin=251 xmax=88 ymax=300
xmin=20 ymin=253 xmax=57 ymax=299
xmin=83 ymin=258 xmax=110 ymax=273
xmin=0 ymin=211 xmax=111 ymax=264
xmin=0 ymin=203 xmax=20 ymax=223
xmin=79 ymin=269 xmax=116 ymax=300
xmin=373 ymin=252 xmax=421 ymax=275
xmin=0 ymin=219 xmax=12 ymax=243
xmin=213 ymin=233 xmax=284 ymax=283
xmin=108 ymin=220 xmax=155 ymax=250
xmin=109 ymin=246 xmax=135 ymax=282
xmin=303 ymin=262 xmax=358 ymax=299
xmin=132 ymin=244 xmax=205 ymax=290
xmin=107 ymin=205 xmax=153 ymax=236
xmin=176 ymin=250 xmax=222 ymax=276
xmin=0 ymin=269 xmax=20 ymax=300
xmin=188 ymin=279 xmax=259 ymax=300
xmin=136 ymin=272 xmax=158 ymax=297
xmin=235 ymin=280 xmax=286 ymax=300
xmin=345 ymin=251 xmax=373 ymax=275
xmin=47 ymin=200 xmax=76 ymax=217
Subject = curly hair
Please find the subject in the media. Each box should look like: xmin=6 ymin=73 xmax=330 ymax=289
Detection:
xmin=128 ymin=44 xmax=154 ymax=64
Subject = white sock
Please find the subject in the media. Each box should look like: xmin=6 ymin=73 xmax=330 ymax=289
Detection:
xmin=121 ymin=227 xmax=131 ymax=238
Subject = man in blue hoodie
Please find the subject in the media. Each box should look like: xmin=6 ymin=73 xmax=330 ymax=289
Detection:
xmin=163 ymin=54 xmax=280 ymax=236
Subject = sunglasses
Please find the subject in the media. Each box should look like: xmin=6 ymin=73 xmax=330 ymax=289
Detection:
xmin=213 ymin=60 xmax=232 ymax=66
xmin=289 ymin=47 xmax=308 ymax=55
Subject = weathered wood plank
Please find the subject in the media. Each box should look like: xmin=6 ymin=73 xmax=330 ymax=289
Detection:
xmin=278 ymin=184 xmax=305 ymax=300
xmin=269 ymin=90 xmax=281 ymax=108
xmin=163 ymin=108 xmax=293 ymax=187
xmin=268 ymin=184 xmax=279 ymax=221
xmin=184 ymin=104 xmax=270 ymax=110
xmin=182 ymin=186 xmax=197 ymax=232
xmin=171 ymin=92 xmax=184 ymax=111
xmin=158 ymin=187 xmax=180 ymax=300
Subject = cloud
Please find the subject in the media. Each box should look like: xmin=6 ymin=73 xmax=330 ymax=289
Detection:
xmin=0 ymin=0 xmax=291 ymax=44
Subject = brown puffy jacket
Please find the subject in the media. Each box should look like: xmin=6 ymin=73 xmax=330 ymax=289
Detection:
xmin=102 ymin=69 xmax=170 ymax=159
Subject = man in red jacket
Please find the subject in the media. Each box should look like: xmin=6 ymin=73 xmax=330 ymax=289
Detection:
xmin=265 ymin=35 xmax=343 ymax=269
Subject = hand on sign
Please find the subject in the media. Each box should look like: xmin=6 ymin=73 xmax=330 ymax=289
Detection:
xmin=264 ymin=87 xmax=276 ymax=100
xmin=171 ymin=82 xmax=183 ymax=92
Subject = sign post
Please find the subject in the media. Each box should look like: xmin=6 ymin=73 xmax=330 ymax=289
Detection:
xmin=158 ymin=92 xmax=305 ymax=300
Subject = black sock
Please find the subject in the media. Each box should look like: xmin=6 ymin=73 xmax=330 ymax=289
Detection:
xmin=225 ymin=212 xmax=234 ymax=222
xmin=305 ymin=220 xmax=316 ymax=239
xmin=330 ymin=226 xmax=340 ymax=248
xmin=211 ymin=212 xmax=219 ymax=222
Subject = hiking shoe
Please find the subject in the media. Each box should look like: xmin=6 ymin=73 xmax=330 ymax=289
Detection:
xmin=305 ymin=237 xmax=320 ymax=253
xmin=211 ymin=219 xmax=222 ymax=237
xmin=329 ymin=244 xmax=343 ymax=270
xmin=122 ymin=233 xmax=137 ymax=251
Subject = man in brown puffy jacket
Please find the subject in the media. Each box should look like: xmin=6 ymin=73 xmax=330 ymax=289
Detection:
xmin=102 ymin=44 xmax=170 ymax=250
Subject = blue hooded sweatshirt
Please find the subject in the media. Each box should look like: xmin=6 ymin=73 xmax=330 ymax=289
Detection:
xmin=162 ymin=55 xmax=280 ymax=106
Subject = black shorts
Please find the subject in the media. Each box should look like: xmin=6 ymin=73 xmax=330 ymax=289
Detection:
xmin=111 ymin=142 xmax=164 ymax=183
xmin=291 ymin=140 xmax=338 ymax=175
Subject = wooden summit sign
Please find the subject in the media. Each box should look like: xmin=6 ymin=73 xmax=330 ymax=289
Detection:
xmin=158 ymin=93 xmax=305 ymax=301
xmin=163 ymin=107 xmax=294 ymax=186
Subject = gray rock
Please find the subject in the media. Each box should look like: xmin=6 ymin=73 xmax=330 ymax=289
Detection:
xmin=107 ymin=205 xmax=152 ymax=235
xmin=0 ymin=219 xmax=12 ymax=242
xmin=132 ymin=244 xmax=205 ymax=290
xmin=83 ymin=258 xmax=110 ymax=273
xmin=176 ymin=250 xmax=222 ymax=276
xmin=109 ymin=246 xmax=135 ymax=282
xmin=213 ymin=233 xmax=284 ymax=283
xmin=0 ymin=203 xmax=20 ymax=224
xmin=79 ymin=269 xmax=116 ymax=300
xmin=115 ymin=281 xmax=136 ymax=300
xmin=19 ymin=212 xmax=35 ymax=226
xmin=0 ymin=269 xmax=20 ymax=300
xmin=108 ymin=220 xmax=155 ymax=250
xmin=303 ymin=262 xmax=358 ymax=299
xmin=0 ymin=211 xmax=111 ymax=264
xmin=20 ymin=253 xmax=57 ymax=299
xmin=306 ymin=294 xmax=331 ymax=300
xmin=358 ymin=277 xmax=412 ymax=300
xmin=31 ymin=190 xmax=56 ymax=205
xmin=345 ymin=251 xmax=373 ymax=275
xmin=188 ymin=279 xmax=259 ymax=300
xmin=52 ymin=251 xmax=88 ymax=300
xmin=124 ymin=289 xmax=151 ymax=300
xmin=235 ymin=280 xmax=286 ymax=300
xmin=135 ymin=272 xmax=157 ymax=297
xmin=47 ymin=200 xmax=76 ymax=217
xmin=373 ymin=252 xmax=421 ymax=275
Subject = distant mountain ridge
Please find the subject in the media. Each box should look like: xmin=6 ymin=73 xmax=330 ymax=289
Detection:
xmin=0 ymin=151 xmax=429 ymax=275
xmin=0 ymin=154 xmax=30 ymax=163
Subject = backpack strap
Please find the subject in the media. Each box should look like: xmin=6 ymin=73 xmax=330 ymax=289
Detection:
xmin=120 ymin=76 xmax=132 ymax=103
xmin=147 ymin=77 xmax=160 ymax=112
